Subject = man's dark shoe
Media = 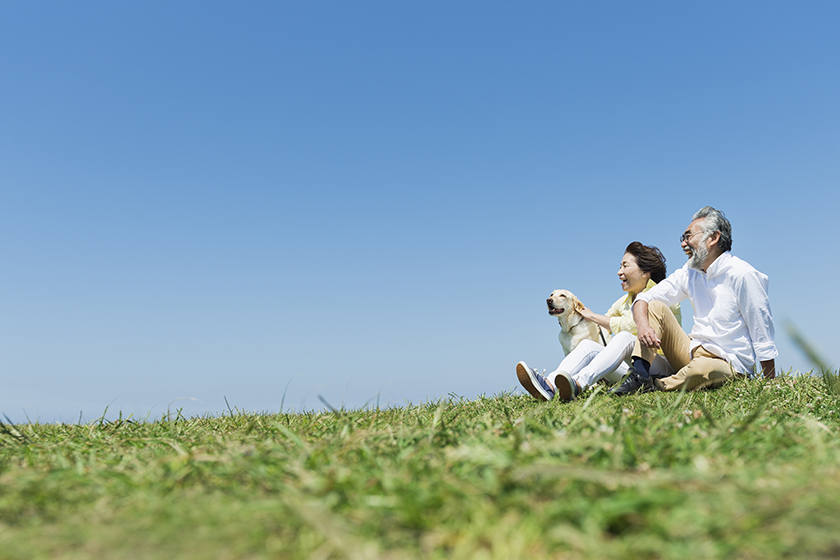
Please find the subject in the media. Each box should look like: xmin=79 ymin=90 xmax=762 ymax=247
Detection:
xmin=610 ymin=367 xmax=654 ymax=396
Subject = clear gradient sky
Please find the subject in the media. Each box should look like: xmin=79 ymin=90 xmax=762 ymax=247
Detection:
xmin=2 ymin=2 xmax=838 ymax=422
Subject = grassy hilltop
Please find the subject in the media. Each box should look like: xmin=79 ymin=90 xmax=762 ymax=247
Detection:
xmin=1 ymin=373 xmax=840 ymax=559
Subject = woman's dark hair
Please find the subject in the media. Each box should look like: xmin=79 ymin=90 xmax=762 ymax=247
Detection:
xmin=624 ymin=241 xmax=667 ymax=284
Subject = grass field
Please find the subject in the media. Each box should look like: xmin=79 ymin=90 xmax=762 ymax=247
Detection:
xmin=2 ymin=371 xmax=840 ymax=559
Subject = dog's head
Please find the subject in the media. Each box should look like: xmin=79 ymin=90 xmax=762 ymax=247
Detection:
xmin=546 ymin=289 xmax=584 ymax=320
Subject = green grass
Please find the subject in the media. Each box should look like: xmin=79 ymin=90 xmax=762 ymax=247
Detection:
xmin=2 ymin=373 xmax=840 ymax=559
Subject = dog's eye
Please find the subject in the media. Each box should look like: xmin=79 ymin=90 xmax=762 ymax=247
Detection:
xmin=558 ymin=294 xmax=566 ymax=298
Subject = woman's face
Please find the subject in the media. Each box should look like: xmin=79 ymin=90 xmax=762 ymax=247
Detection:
xmin=618 ymin=253 xmax=650 ymax=294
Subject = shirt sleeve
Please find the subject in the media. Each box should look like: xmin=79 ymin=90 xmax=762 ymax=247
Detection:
xmin=737 ymin=270 xmax=778 ymax=362
xmin=635 ymin=267 xmax=690 ymax=308
xmin=607 ymin=295 xmax=636 ymax=334
xmin=609 ymin=315 xmax=638 ymax=335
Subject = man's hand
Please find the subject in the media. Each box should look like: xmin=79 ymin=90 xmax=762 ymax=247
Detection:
xmin=637 ymin=324 xmax=661 ymax=349
xmin=760 ymin=359 xmax=776 ymax=379
xmin=632 ymin=300 xmax=661 ymax=349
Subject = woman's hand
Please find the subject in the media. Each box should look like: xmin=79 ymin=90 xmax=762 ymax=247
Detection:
xmin=579 ymin=307 xmax=611 ymax=330
xmin=578 ymin=306 xmax=596 ymax=321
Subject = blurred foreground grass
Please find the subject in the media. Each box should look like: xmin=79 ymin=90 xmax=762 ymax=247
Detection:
xmin=1 ymin=373 xmax=840 ymax=559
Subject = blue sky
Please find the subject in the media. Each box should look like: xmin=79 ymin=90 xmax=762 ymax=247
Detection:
xmin=2 ymin=2 xmax=838 ymax=422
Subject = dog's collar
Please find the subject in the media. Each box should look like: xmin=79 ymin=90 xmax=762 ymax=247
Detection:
xmin=563 ymin=312 xmax=584 ymax=329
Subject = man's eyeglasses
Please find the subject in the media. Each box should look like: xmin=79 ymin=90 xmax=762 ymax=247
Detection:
xmin=680 ymin=230 xmax=702 ymax=244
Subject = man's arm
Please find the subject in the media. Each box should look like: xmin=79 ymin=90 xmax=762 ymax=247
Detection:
xmin=633 ymin=266 xmax=690 ymax=349
xmin=760 ymin=359 xmax=776 ymax=379
xmin=737 ymin=271 xmax=778 ymax=379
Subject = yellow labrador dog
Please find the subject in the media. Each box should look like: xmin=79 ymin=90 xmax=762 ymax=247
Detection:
xmin=547 ymin=289 xmax=611 ymax=355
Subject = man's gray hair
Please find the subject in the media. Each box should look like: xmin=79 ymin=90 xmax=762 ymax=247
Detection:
xmin=693 ymin=206 xmax=732 ymax=252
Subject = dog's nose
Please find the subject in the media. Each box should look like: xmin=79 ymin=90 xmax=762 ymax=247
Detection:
xmin=546 ymin=298 xmax=552 ymax=306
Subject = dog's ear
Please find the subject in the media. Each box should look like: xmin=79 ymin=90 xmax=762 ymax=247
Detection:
xmin=574 ymin=297 xmax=585 ymax=313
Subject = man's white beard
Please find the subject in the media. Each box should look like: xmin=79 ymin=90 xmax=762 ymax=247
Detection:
xmin=688 ymin=234 xmax=710 ymax=270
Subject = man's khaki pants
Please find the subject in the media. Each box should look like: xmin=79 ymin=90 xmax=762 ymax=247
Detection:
xmin=634 ymin=301 xmax=740 ymax=391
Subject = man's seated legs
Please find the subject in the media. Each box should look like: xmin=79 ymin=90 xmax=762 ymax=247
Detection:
xmin=612 ymin=301 xmax=690 ymax=395
xmin=655 ymin=346 xmax=740 ymax=392
xmin=633 ymin=300 xmax=692 ymax=373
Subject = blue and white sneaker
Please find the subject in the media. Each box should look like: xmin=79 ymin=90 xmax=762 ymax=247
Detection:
xmin=516 ymin=361 xmax=556 ymax=401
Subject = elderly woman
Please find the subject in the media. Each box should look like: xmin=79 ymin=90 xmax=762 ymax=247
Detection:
xmin=517 ymin=242 xmax=681 ymax=402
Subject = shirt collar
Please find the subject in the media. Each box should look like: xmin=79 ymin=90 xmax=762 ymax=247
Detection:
xmin=705 ymin=251 xmax=731 ymax=279
xmin=626 ymin=278 xmax=657 ymax=303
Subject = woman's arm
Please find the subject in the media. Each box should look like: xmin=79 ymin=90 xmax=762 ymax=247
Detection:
xmin=578 ymin=307 xmax=612 ymax=330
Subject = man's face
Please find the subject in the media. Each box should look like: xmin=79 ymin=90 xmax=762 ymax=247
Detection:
xmin=681 ymin=218 xmax=710 ymax=270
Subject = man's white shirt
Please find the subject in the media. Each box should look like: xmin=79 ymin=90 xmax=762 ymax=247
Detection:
xmin=635 ymin=252 xmax=778 ymax=374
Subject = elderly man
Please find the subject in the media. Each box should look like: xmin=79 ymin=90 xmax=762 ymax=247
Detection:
xmin=612 ymin=206 xmax=777 ymax=394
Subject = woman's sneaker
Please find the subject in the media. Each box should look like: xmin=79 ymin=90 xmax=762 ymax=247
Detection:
xmin=516 ymin=361 xmax=555 ymax=401
xmin=553 ymin=371 xmax=581 ymax=401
